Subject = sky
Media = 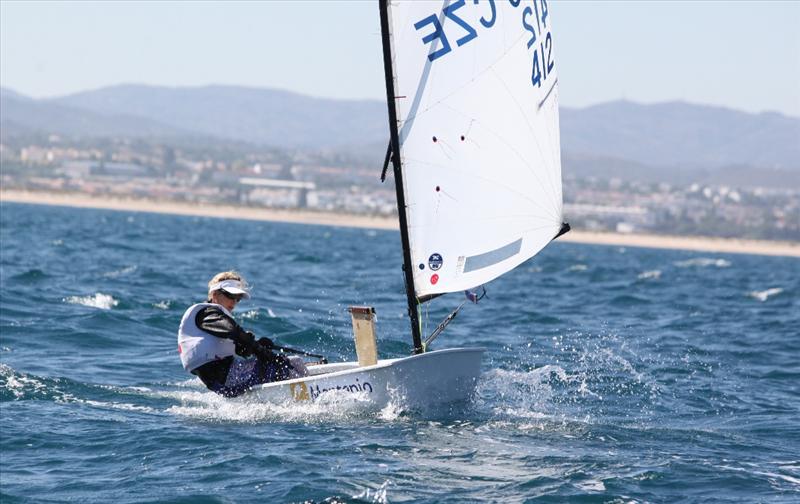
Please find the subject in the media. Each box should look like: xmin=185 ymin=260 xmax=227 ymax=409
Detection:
xmin=1 ymin=1 xmax=799 ymax=117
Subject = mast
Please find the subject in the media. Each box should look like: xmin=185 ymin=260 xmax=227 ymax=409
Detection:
xmin=379 ymin=0 xmax=423 ymax=354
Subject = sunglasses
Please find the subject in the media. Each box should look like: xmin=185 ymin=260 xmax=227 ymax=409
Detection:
xmin=219 ymin=290 xmax=244 ymax=302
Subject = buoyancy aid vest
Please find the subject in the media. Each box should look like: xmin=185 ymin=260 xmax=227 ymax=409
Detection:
xmin=177 ymin=303 xmax=236 ymax=372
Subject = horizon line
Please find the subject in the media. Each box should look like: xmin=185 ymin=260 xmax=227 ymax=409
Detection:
xmin=1 ymin=83 xmax=796 ymax=119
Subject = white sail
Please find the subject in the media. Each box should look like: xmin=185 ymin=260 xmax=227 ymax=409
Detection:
xmin=386 ymin=0 xmax=564 ymax=299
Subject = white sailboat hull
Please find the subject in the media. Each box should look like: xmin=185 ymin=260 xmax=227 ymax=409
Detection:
xmin=249 ymin=347 xmax=485 ymax=413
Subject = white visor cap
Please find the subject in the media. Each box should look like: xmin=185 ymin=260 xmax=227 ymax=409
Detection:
xmin=209 ymin=279 xmax=250 ymax=299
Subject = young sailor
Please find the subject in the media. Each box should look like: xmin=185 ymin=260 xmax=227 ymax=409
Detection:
xmin=177 ymin=271 xmax=307 ymax=397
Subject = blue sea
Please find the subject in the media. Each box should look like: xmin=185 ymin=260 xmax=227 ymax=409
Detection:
xmin=1 ymin=202 xmax=798 ymax=503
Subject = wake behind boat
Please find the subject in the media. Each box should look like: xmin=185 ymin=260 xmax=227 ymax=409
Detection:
xmin=246 ymin=0 xmax=568 ymax=412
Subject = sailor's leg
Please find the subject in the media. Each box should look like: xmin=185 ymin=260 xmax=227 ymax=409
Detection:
xmin=213 ymin=358 xmax=265 ymax=397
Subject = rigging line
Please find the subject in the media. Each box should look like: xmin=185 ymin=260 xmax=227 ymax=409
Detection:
xmin=424 ymin=300 xmax=467 ymax=348
xmin=538 ymin=78 xmax=558 ymax=110
xmin=487 ymin=67 xmax=562 ymax=215
xmin=380 ymin=142 xmax=392 ymax=182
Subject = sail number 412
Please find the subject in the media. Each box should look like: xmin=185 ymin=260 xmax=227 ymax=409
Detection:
xmin=413 ymin=0 xmax=555 ymax=88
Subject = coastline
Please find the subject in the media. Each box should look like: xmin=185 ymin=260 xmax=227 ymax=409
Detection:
xmin=2 ymin=189 xmax=798 ymax=258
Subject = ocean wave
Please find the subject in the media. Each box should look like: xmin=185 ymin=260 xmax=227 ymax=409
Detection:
xmin=352 ymin=480 xmax=391 ymax=504
xmin=609 ymin=294 xmax=651 ymax=305
xmin=239 ymin=309 xmax=262 ymax=320
xmin=0 ymin=364 xmax=158 ymax=414
xmin=748 ymin=288 xmax=783 ymax=302
xmin=637 ymin=270 xmax=662 ymax=280
xmin=476 ymin=365 xmax=577 ymax=421
xmin=63 ymin=293 xmax=119 ymax=310
xmin=102 ymin=265 xmax=138 ymax=278
xmin=73 ymin=397 xmax=156 ymax=414
xmin=675 ymin=257 xmax=732 ymax=268
xmin=574 ymin=479 xmax=606 ymax=492
xmin=0 ymin=364 xmax=53 ymax=400
xmin=158 ymin=386 xmax=386 ymax=424
xmin=9 ymin=269 xmax=50 ymax=282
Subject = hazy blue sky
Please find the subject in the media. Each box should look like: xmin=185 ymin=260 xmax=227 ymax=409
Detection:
xmin=1 ymin=1 xmax=799 ymax=116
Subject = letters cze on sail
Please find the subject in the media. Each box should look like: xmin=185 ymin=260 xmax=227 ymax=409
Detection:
xmin=384 ymin=0 xmax=565 ymax=300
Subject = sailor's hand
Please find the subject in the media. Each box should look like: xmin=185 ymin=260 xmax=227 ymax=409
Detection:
xmin=242 ymin=330 xmax=256 ymax=343
xmin=257 ymin=337 xmax=275 ymax=349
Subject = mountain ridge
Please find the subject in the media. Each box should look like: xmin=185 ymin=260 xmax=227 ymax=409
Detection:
xmin=2 ymin=85 xmax=798 ymax=181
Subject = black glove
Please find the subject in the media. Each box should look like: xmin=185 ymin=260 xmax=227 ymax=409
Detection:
xmin=257 ymin=337 xmax=274 ymax=349
xmin=233 ymin=330 xmax=257 ymax=357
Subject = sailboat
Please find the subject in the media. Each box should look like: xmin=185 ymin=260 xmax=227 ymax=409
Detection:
xmin=250 ymin=0 xmax=568 ymax=412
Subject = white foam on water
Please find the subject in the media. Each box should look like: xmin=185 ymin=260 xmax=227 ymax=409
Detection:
xmin=103 ymin=265 xmax=137 ymax=278
xmin=352 ymin=480 xmax=391 ymax=504
xmin=74 ymin=398 xmax=156 ymax=413
xmin=239 ymin=309 xmax=260 ymax=320
xmin=1 ymin=365 xmax=153 ymax=416
xmin=478 ymin=366 xmax=577 ymax=422
xmin=64 ymin=293 xmax=118 ymax=310
xmin=1 ymin=364 xmax=49 ymax=399
xmin=748 ymin=287 xmax=783 ymax=302
xmin=569 ymin=264 xmax=588 ymax=272
xmin=578 ymin=379 xmax=601 ymax=399
xmin=776 ymin=460 xmax=800 ymax=471
xmin=637 ymin=270 xmax=661 ymax=280
xmin=153 ymin=300 xmax=171 ymax=310
xmin=674 ymin=257 xmax=731 ymax=268
xmin=717 ymin=463 xmax=800 ymax=489
xmin=575 ymin=479 xmax=606 ymax=492
xmin=159 ymin=385 xmax=381 ymax=423
xmin=590 ymin=348 xmax=644 ymax=382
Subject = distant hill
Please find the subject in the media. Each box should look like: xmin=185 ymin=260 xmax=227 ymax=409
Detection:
xmin=2 ymin=85 xmax=798 ymax=186
xmin=1 ymin=89 xmax=191 ymax=139
xmin=0 ymin=87 xmax=32 ymax=101
xmin=51 ymin=84 xmax=387 ymax=150
xmin=560 ymin=100 xmax=800 ymax=170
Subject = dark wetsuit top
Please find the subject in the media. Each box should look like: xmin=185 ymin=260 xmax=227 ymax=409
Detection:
xmin=191 ymin=303 xmax=291 ymax=396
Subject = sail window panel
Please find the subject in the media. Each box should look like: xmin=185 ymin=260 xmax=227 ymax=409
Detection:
xmin=463 ymin=239 xmax=522 ymax=273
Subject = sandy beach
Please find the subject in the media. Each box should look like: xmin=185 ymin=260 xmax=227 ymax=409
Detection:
xmin=2 ymin=189 xmax=798 ymax=258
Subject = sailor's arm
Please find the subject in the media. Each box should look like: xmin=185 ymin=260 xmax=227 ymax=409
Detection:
xmin=195 ymin=306 xmax=260 ymax=357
